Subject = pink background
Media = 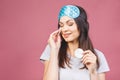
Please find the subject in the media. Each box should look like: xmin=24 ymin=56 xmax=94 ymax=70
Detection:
xmin=0 ymin=0 xmax=120 ymax=80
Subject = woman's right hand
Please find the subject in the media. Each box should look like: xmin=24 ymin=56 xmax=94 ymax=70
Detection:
xmin=48 ymin=29 xmax=61 ymax=52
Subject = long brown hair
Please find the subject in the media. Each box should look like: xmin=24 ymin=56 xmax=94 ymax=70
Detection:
xmin=58 ymin=5 xmax=99 ymax=69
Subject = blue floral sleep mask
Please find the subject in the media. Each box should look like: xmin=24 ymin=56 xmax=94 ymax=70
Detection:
xmin=58 ymin=5 xmax=80 ymax=20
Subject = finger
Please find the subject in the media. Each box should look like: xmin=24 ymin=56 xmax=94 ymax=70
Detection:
xmin=82 ymin=55 xmax=97 ymax=65
xmin=58 ymin=28 xmax=62 ymax=34
xmin=55 ymin=29 xmax=61 ymax=41
xmin=50 ymin=30 xmax=59 ymax=37
xmin=82 ymin=58 xmax=90 ymax=65
xmin=82 ymin=57 xmax=95 ymax=65
xmin=57 ymin=34 xmax=61 ymax=42
xmin=82 ymin=53 xmax=96 ymax=62
xmin=81 ymin=53 xmax=90 ymax=61
xmin=49 ymin=30 xmax=59 ymax=40
xmin=82 ymin=50 xmax=96 ymax=58
xmin=84 ymin=60 xmax=92 ymax=65
xmin=83 ymin=50 xmax=93 ymax=55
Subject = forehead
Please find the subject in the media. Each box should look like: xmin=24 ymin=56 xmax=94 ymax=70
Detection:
xmin=59 ymin=16 xmax=75 ymax=23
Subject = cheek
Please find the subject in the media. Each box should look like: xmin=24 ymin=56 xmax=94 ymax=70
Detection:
xmin=72 ymin=25 xmax=79 ymax=33
xmin=73 ymin=29 xmax=80 ymax=37
xmin=73 ymin=32 xmax=80 ymax=38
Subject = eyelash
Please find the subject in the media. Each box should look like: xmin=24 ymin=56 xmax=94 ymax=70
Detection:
xmin=59 ymin=22 xmax=73 ymax=27
xmin=68 ymin=23 xmax=73 ymax=26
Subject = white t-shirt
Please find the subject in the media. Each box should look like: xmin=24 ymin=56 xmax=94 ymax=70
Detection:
xmin=40 ymin=45 xmax=110 ymax=80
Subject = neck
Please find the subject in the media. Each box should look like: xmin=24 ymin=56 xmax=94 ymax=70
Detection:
xmin=67 ymin=41 xmax=79 ymax=57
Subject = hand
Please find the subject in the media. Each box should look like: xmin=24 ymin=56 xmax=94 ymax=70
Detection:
xmin=48 ymin=29 xmax=61 ymax=52
xmin=81 ymin=50 xmax=97 ymax=73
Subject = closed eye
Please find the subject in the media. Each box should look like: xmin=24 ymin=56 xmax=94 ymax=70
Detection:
xmin=67 ymin=21 xmax=74 ymax=26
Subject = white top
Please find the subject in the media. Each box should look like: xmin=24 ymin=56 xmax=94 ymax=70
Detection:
xmin=40 ymin=45 xmax=110 ymax=80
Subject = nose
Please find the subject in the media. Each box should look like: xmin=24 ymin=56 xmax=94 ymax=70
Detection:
xmin=61 ymin=26 xmax=69 ymax=32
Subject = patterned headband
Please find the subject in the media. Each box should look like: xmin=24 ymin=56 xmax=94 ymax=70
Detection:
xmin=58 ymin=5 xmax=80 ymax=20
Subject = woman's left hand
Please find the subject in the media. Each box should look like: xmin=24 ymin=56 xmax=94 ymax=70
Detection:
xmin=81 ymin=50 xmax=97 ymax=73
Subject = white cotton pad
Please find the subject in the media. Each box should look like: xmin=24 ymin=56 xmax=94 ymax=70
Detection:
xmin=74 ymin=48 xmax=84 ymax=58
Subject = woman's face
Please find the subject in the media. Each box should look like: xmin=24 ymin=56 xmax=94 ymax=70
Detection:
xmin=59 ymin=16 xmax=80 ymax=42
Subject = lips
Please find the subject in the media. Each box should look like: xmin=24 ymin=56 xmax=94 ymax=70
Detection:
xmin=62 ymin=33 xmax=71 ymax=38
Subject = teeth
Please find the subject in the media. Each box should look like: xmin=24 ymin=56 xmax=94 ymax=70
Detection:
xmin=63 ymin=34 xmax=70 ymax=38
xmin=74 ymin=48 xmax=83 ymax=58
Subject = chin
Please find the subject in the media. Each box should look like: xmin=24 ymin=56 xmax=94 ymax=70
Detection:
xmin=64 ymin=38 xmax=73 ymax=42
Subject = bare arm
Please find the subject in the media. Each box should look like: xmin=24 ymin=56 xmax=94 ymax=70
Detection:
xmin=43 ymin=29 xmax=61 ymax=80
xmin=43 ymin=49 xmax=59 ymax=80
xmin=82 ymin=50 xmax=106 ymax=80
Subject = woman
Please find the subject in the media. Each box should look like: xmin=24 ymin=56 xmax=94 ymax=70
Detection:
xmin=40 ymin=5 xmax=110 ymax=80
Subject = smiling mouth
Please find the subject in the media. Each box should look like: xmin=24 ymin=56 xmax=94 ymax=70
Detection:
xmin=63 ymin=33 xmax=71 ymax=38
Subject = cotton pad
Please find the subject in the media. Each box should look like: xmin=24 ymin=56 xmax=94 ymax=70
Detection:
xmin=74 ymin=48 xmax=84 ymax=58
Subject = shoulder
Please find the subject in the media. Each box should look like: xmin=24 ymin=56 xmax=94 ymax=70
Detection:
xmin=94 ymin=49 xmax=105 ymax=57
xmin=94 ymin=49 xmax=110 ymax=73
xmin=42 ymin=44 xmax=51 ymax=53
xmin=94 ymin=48 xmax=107 ymax=62
xmin=40 ymin=44 xmax=51 ymax=62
